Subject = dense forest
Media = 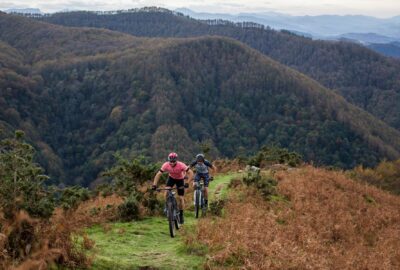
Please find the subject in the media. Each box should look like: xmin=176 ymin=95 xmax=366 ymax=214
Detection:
xmin=1 ymin=12 xmax=400 ymax=186
xmin=35 ymin=8 xmax=400 ymax=131
xmin=368 ymin=42 xmax=400 ymax=59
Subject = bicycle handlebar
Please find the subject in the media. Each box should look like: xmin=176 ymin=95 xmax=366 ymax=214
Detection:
xmin=156 ymin=186 xmax=188 ymax=192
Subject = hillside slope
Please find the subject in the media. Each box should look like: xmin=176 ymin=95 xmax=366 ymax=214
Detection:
xmin=37 ymin=9 xmax=400 ymax=130
xmin=197 ymin=167 xmax=400 ymax=269
xmin=1 ymin=13 xmax=400 ymax=186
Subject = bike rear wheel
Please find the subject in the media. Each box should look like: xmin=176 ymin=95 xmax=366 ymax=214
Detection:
xmin=167 ymin=201 xmax=175 ymax=238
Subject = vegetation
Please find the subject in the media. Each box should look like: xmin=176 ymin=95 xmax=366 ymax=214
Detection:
xmin=195 ymin=167 xmax=400 ymax=269
xmin=0 ymin=131 xmax=90 ymax=269
xmin=349 ymin=159 xmax=400 ymax=195
xmin=58 ymin=185 xmax=91 ymax=211
xmin=0 ymin=130 xmax=53 ymax=219
xmin=2 ymin=12 xmax=400 ymax=188
xmin=84 ymin=173 xmax=236 ymax=269
xmin=36 ymin=8 xmax=400 ymax=130
xmin=102 ymin=155 xmax=163 ymax=219
xmin=243 ymin=169 xmax=280 ymax=200
xmin=248 ymin=145 xmax=302 ymax=167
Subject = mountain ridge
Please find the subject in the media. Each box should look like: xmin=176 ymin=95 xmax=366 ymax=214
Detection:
xmin=1 ymin=12 xmax=400 ymax=186
xmin=34 ymin=9 xmax=400 ymax=131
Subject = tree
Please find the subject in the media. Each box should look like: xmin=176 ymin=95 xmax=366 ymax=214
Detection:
xmin=0 ymin=130 xmax=54 ymax=220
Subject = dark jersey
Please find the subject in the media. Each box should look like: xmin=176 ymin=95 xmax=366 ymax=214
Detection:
xmin=190 ymin=159 xmax=212 ymax=174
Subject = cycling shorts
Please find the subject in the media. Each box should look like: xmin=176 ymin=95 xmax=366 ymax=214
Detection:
xmin=166 ymin=176 xmax=185 ymax=196
xmin=194 ymin=173 xmax=210 ymax=187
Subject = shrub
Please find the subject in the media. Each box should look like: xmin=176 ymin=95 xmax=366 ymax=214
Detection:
xmin=117 ymin=195 xmax=140 ymax=221
xmin=0 ymin=130 xmax=54 ymax=219
xmin=209 ymin=198 xmax=226 ymax=216
xmin=102 ymin=154 xmax=159 ymax=196
xmin=243 ymin=170 xmax=278 ymax=200
xmin=95 ymin=183 xmax=113 ymax=197
xmin=142 ymin=190 xmax=164 ymax=215
xmin=248 ymin=145 xmax=302 ymax=168
xmin=349 ymin=159 xmax=400 ymax=194
xmin=59 ymin=186 xmax=91 ymax=211
xmin=102 ymin=154 xmax=161 ymax=219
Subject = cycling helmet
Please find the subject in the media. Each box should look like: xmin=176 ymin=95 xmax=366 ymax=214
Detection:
xmin=168 ymin=152 xmax=178 ymax=162
xmin=196 ymin=153 xmax=205 ymax=162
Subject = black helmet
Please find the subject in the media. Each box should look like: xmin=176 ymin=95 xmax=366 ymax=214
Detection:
xmin=196 ymin=153 xmax=205 ymax=162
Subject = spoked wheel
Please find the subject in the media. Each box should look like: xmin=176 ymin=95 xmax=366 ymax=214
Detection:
xmin=174 ymin=212 xmax=180 ymax=230
xmin=167 ymin=201 xmax=175 ymax=238
xmin=194 ymin=190 xmax=200 ymax=218
xmin=201 ymin=192 xmax=207 ymax=217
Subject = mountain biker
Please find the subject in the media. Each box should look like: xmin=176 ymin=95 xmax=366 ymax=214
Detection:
xmin=190 ymin=154 xmax=217 ymax=207
xmin=152 ymin=152 xmax=193 ymax=224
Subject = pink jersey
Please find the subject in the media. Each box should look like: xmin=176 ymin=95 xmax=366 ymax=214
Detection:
xmin=160 ymin=161 xmax=188 ymax=179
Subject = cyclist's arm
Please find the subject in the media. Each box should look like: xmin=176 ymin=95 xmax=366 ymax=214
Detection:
xmin=186 ymin=168 xmax=194 ymax=183
xmin=205 ymin=160 xmax=217 ymax=175
xmin=153 ymin=170 xmax=163 ymax=186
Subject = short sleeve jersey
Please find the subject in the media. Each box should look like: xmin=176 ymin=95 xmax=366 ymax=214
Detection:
xmin=190 ymin=160 xmax=212 ymax=174
xmin=160 ymin=161 xmax=188 ymax=180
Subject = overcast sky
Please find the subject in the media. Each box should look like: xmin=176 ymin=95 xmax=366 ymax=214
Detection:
xmin=1 ymin=0 xmax=399 ymax=18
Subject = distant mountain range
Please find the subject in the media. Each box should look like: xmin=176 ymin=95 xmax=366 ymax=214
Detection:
xmin=176 ymin=8 xmax=400 ymax=39
xmin=176 ymin=8 xmax=400 ymax=58
xmin=5 ymin=8 xmax=42 ymax=14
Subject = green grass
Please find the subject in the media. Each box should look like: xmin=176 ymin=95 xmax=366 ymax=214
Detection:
xmin=210 ymin=173 xmax=240 ymax=199
xmin=87 ymin=218 xmax=202 ymax=270
xmin=86 ymin=173 xmax=238 ymax=270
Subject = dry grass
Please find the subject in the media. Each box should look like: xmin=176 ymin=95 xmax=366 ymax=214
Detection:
xmin=52 ymin=194 xmax=123 ymax=227
xmin=213 ymin=159 xmax=245 ymax=173
xmin=0 ymin=194 xmax=124 ymax=269
xmin=196 ymin=166 xmax=400 ymax=269
xmin=0 ymin=210 xmax=90 ymax=270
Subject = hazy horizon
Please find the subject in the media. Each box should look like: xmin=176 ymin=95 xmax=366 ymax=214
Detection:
xmin=1 ymin=1 xmax=399 ymax=18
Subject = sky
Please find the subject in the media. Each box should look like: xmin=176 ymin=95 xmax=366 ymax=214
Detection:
xmin=1 ymin=0 xmax=399 ymax=18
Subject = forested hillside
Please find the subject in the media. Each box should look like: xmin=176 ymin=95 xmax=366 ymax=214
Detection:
xmin=2 ymin=12 xmax=400 ymax=186
xmin=37 ymin=8 xmax=400 ymax=130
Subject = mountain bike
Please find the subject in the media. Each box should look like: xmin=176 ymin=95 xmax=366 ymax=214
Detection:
xmin=193 ymin=176 xmax=213 ymax=218
xmin=156 ymin=186 xmax=187 ymax=238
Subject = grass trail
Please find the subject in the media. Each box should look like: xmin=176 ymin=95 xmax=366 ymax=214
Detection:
xmin=86 ymin=173 xmax=238 ymax=270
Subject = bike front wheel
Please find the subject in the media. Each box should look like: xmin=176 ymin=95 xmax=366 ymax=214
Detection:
xmin=201 ymin=191 xmax=207 ymax=217
xmin=194 ymin=189 xmax=200 ymax=218
xmin=167 ymin=201 xmax=175 ymax=238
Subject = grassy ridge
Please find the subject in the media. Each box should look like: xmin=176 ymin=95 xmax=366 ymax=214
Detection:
xmin=86 ymin=174 xmax=237 ymax=269
xmin=86 ymin=218 xmax=202 ymax=270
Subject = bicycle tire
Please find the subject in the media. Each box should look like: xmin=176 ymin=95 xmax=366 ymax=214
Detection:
xmin=194 ymin=189 xmax=200 ymax=218
xmin=174 ymin=214 xmax=180 ymax=230
xmin=200 ymin=187 xmax=207 ymax=217
xmin=167 ymin=200 xmax=175 ymax=238
xmin=174 ymin=197 xmax=180 ymax=230
xmin=201 ymin=189 xmax=207 ymax=217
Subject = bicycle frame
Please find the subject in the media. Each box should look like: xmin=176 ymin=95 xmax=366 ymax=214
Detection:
xmin=194 ymin=177 xmax=207 ymax=218
xmin=156 ymin=187 xmax=184 ymax=237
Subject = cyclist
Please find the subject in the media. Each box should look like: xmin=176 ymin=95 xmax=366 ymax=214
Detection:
xmin=152 ymin=152 xmax=193 ymax=224
xmin=190 ymin=154 xmax=217 ymax=207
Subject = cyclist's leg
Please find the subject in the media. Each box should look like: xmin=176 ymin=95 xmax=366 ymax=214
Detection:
xmin=165 ymin=177 xmax=175 ymax=199
xmin=176 ymin=180 xmax=185 ymax=224
xmin=176 ymin=180 xmax=185 ymax=210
